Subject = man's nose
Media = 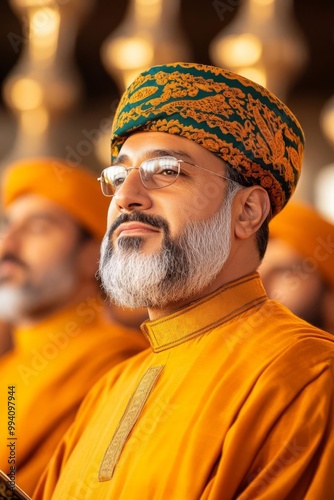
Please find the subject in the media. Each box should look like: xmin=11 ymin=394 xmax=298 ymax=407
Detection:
xmin=0 ymin=225 xmax=21 ymax=255
xmin=113 ymin=169 xmax=153 ymax=213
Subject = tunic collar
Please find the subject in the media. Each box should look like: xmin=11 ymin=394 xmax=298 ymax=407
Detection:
xmin=141 ymin=273 xmax=267 ymax=352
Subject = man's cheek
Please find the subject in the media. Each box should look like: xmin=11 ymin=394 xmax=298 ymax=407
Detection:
xmin=107 ymin=202 xmax=116 ymax=229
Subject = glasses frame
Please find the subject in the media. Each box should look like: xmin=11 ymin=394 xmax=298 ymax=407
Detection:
xmin=98 ymin=156 xmax=238 ymax=197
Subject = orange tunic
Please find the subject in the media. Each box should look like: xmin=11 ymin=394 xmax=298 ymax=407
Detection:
xmin=34 ymin=274 xmax=334 ymax=499
xmin=0 ymin=301 xmax=148 ymax=496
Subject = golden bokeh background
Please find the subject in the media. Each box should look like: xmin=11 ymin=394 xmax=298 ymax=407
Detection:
xmin=0 ymin=0 xmax=333 ymax=217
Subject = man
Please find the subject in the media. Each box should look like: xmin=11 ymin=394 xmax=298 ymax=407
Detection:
xmin=260 ymin=201 xmax=334 ymax=333
xmin=0 ymin=158 xmax=148 ymax=496
xmin=35 ymin=63 xmax=334 ymax=499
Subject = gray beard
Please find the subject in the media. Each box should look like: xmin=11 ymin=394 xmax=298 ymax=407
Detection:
xmin=0 ymin=287 xmax=27 ymax=322
xmin=99 ymin=188 xmax=238 ymax=309
xmin=0 ymin=265 xmax=77 ymax=322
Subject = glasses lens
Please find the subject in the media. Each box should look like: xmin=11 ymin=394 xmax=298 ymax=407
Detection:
xmin=100 ymin=166 xmax=127 ymax=196
xmin=140 ymin=157 xmax=179 ymax=189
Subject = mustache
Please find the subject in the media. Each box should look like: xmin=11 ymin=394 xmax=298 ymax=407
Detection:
xmin=108 ymin=212 xmax=170 ymax=239
xmin=0 ymin=254 xmax=28 ymax=269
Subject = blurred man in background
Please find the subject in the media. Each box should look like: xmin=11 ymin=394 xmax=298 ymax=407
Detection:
xmin=0 ymin=158 xmax=148 ymax=495
xmin=260 ymin=201 xmax=334 ymax=333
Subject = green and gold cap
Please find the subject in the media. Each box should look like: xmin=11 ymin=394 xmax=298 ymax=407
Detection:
xmin=111 ymin=62 xmax=305 ymax=216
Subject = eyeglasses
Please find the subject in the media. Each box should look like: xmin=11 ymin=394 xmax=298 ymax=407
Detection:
xmin=98 ymin=156 xmax=236 ymax=197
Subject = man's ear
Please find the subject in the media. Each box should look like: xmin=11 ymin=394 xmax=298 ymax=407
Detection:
xmin=234 ymin=186 xmax=271 ymax=239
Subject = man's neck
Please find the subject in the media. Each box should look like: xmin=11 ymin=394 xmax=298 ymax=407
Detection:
xmin=16 ymin=282 xmax=102 ymax=329
xmin=147 ymin=245 xmax=261 ymax=321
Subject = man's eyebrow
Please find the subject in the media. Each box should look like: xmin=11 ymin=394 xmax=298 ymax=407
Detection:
xmin=11 ymin=213 xmax=62 ymax=225
xmin=0 ymin=213 xmax=63 ymax=232
xmin=113 ymin=149 xmax=194 ymax=164
xmin=26 ymin=213 xmax=60 ymax=222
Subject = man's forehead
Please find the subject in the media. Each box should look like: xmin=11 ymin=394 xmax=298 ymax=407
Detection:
xmin=118 ymin=131 xmax=226 ymax=171
xmin=114 ymin=148 xmax=194 ymax=165
xmin=3 ymin=194 xmax=76 ymax=225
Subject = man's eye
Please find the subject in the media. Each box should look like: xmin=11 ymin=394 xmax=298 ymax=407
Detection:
xmin=25 ymin=221 xmax=53 ymax=234
xmin=106 ymin=167 xmax=127 ymax=188
xmin=154 ymin=162 xmax=179 ymax=175
xmin=159 ymin=168 xmax=178 ymax=177
xmin=113 ymin=176 xmax=126 ymax=187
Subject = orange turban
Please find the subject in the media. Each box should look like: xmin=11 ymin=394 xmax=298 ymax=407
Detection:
xmin=269 ymin=201 xmax=334 ymax=289
xmin=1 ymin=158 xmax=110 ymax=241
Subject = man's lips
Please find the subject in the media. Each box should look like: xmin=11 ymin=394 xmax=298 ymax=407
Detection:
xmin=114 ymin=222 xmax=161 ymax=237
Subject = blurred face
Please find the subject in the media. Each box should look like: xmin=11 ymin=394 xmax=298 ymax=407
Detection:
xmin=260 ymin=238 xmax=326 ymax=327
xmin=0 ymin=194 xmax=87 ymax=322
xmin=99 ymin=131 xmax=241 ymax=310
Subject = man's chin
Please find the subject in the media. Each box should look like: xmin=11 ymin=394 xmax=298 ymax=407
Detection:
xmin=116 ymin=236 xmax=162 ymax=256
xmin=0 ymin=286 xmax=26 ymax=321
xmin=116 ymin=235 xmax=143 ymax=252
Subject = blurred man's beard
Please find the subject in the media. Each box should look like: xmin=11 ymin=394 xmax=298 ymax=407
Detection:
xmin=99 ymin=190 xmax=236 ymax=309
xmin=0 ymin=287 xmax=27 ymax=322
xmin=0 ymin=263 xmax=77 ymax=322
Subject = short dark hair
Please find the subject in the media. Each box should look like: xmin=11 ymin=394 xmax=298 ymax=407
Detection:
xmin=225 ymin=164 xmax=271 ymax=260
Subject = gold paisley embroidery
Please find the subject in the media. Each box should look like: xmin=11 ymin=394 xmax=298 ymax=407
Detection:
xmin=110 ymin=64 xmax=304 ymax=215
xmin=129 ymin=85 xmax=158 ymax=103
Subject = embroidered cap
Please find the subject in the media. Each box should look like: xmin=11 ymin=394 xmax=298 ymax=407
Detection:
xmin=111 ymin=62 xmax=305 ymax=216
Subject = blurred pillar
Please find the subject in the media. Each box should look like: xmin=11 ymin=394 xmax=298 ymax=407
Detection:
xmin=1 ymin=0 xmax=94 ymax=165
xmin=315 ymin=96 xmax=334 ymax=222
xmin=96 ymin=0 xmax=192 ymax=166
xmin=100 ymin=0 xmax=192 ymax=92
xmin=209 ymin=0 xmax=308 ymax=101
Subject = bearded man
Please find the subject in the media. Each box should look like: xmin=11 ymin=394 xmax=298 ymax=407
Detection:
xmin=35 ymin=63 xmax=334 ymax=499
xmin=0 ymin=158 xmax=148 ymax=496
xmin=260 ymin=201 xmax=334 ymax=333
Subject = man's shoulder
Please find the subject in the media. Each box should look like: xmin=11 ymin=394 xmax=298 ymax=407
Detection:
xmin=213 ymin=298 xmax=334 ymax=381
xmin=262 ymin=299 xmax=334 ymax=345
xmin=223 ymin=297 xmax=334 ymax=346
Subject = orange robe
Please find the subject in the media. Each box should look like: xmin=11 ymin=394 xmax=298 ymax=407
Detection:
xmin=34 ymin=274 xmax=334 ymax=499
xmin=0 ymin=302 xmax=148 ymax=496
